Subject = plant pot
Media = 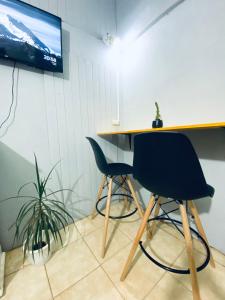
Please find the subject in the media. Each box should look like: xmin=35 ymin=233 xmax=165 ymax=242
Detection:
xmin=26 ymin=242 xmax=52 ymax=265
xmin=23 ymin=233 xmax=54 ymax=265
xmin=152 ymin=119 xmax=163 ymax=128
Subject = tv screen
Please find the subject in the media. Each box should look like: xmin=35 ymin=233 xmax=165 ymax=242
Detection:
xmin=0 ymin=0 xmax=63 ymax=72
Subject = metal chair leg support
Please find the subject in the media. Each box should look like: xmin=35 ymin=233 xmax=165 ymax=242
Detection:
xmin=121 ymin=176 xmax=130 ymax=211
xmin=148 ymin=197 xmax=161 ymax=239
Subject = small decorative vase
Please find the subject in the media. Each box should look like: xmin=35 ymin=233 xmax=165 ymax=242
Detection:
xmin=152 ymin=119 xmax=163 ymax=128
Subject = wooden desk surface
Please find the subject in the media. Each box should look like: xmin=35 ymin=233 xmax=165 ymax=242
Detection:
xmin=97 ymin=122 xmax=225 ymax=136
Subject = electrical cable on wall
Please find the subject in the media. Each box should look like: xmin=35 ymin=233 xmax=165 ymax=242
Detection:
xmin=0 ymin=61 xmax=16 ymax=131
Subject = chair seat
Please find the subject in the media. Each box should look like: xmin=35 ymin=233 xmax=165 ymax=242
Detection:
xmin=106 ymin=163 xmax=133 ymax=176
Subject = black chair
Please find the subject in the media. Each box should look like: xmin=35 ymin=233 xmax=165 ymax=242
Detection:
xmin=86 ymin=137 xmax=144 ymax=258
xmin=120 ymin=132 xmax=215 ymax=300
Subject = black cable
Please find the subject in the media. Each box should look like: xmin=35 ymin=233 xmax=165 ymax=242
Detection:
xmin=0 ymin=61 xmax=16 ymax=130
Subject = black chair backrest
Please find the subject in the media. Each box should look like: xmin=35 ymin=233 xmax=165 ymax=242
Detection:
xmin=86 ymin=137 xmax=108 ymax=174
xmin=133 ymin=132 xmax=209 ymax=200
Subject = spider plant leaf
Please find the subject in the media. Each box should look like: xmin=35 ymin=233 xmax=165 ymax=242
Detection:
xmin=34 ymin=154 xmax=41 ymax=184
xmin=44 ymin=213 xmax=58 ymax=239
xmin=45 ymin=189 xmax=74 ymax=198
xmin=51 ymin=218 xmax=63 ymax=246
xmin=19 ymin=204 xmax=38 ymax=241
xmin=33 ymin=220 xmax=40 ymax=247
xmin=50 ymin=209 xmax=68 ymax=228
xmin=43 ymin=161 xmax=60 ymax=190
xmin=15 ymin=201 xmax=38 ymax=230
xmin=46 ymin=217 xmax=58 ymax=241
xmin=53 ymin=209 xmax=72 ymax=227
xmin=24 ymin=225 xmax=32 ymax=260
xmin=16 ymin=199 xmax=37 ymax=222
xmin=41 ymin=206 xmax=58 ymax=241
xmin=51 ymin=202 xmax=74 ymax=223
xmin=17 ymin=182 xmax=33 ymax=196
xmin=49 ymin=211 xmax=69 ymax=244
xmin=33 ymin=182 xmax=39 ymax=195
xmin=0 ymin=195 xmax=37 ymax=204
xmin=42 ymin=216 xmax=51 ymax=254
xmin=43 ymin=198 xmax=65 ymax=205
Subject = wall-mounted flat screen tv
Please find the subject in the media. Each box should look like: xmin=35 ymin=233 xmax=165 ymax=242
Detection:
xmin=0 ymin=0 xmax=63 ymax=72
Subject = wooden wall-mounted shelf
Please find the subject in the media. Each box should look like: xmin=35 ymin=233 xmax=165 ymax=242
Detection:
xmin=97 ymin=122 xmax=225 ymax=136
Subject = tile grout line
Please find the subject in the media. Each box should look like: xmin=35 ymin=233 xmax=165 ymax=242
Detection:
xmin=52 ymin=264 xmax=101 ymax=299
xmin=141 ymin=241 xmax=187 ymax=299
xmin=141 ymin=244 xmax=192 ymax=299
xmin=75 ymin=217 xmax=104 ymax=237
xmin=142 ymin=271 xmax=167 ymax=300
xmin=43 ymin=229 xmax=101 ymax=298
xmin=5 ymin=257 xmax=32 ymax=278
xmin=100 ymin=265 xmax=125 ymax=300
xmin=169 ymin=248 xmax=193 ymax=292
xmin=44 ymin=264 xmax=54 ymax=300
xmin=80 ymin=219 xmax=132 ymax=266
xmin=81 ymin=231 xmax=126 ymax=299
xmin=81 ymin=227 xmax=130 ymax=299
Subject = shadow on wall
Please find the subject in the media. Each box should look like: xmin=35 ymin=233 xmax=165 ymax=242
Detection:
xmin=184 ymin=128 xmax=225 ymax=161
xmin=53 ymin=29 xmax=70 ymax=81
xmin=0 ymin=141 xmax=81 ymax=251
xmin=183 ymin=128 xmax=225 ymax=215
xmin=0 ymin=142 xmax=36 ymax=251
xmin=102 ymin=128 xmax=225 ymax=160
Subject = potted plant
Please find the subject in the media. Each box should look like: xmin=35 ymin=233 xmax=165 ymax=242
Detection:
xmin=6 ymin=155 xmax=74 ymax=265
xmin=152 ymin=102 xmax=163 ymax=128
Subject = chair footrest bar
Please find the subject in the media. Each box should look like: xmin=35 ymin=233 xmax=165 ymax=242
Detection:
xmin=139 ymin=217 xmax=210 ymax=274
xmin=96 ymin=193 xmax=137 ymax=219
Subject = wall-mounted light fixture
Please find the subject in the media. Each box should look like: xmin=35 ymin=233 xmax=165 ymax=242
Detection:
xmin=102 ymin=33 xmax=121 ymax=49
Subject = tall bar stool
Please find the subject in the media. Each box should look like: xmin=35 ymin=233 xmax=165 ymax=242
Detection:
xmin=120 ymin=132 xmax=215 ymax=300
xmin=86 ymin=137 xmax=144 ymax=258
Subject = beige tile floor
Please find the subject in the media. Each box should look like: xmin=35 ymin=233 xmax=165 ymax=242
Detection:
xmin=2 ymin=201 xmax=225 ymax=300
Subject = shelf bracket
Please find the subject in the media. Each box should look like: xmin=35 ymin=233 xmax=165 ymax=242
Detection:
xmin=127 ymin=134 xmax=132 ymax=150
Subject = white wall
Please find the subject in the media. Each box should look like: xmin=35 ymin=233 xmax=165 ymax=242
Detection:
xmin=0 ymin=0 xmax=118 ymax=250
xmin=116 ymin=0 xmax=225 ymax=253
xmin=116 ymin=0 xmax=177 ymax=41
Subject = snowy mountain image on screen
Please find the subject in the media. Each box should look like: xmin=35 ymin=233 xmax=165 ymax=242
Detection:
xmin=0 ymin=11 xmax=62 ymax=71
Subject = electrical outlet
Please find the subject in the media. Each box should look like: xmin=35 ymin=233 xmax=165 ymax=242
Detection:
xmin=112 ymin=119 xmax=120 ymax=126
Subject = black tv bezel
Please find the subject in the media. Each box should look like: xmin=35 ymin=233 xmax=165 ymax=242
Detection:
xmin=0 ymin=0 xmax=63 ymax=73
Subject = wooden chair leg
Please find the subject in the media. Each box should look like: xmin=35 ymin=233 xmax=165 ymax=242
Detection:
xmin=126 ymin=177 xmax=144 ymax=218
xmin=101 ymin=177 xmax=113 ymax=258
xmin=188 ymin=201 xmax=215 ymax=268
xmin=91 ymin=175 xmax=106 ymax=219
xmin=148 ymin=197 xmax=161 ymax=239
xmin=120 ymin=194 xmax=155 ymax=281
xmin=179 ymin=203 xmax=201 ymax=300
xmin=127 ymin=176 xmax=153 ymax=238
xmin=121 ymin=176 xmax=130 ymax=211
